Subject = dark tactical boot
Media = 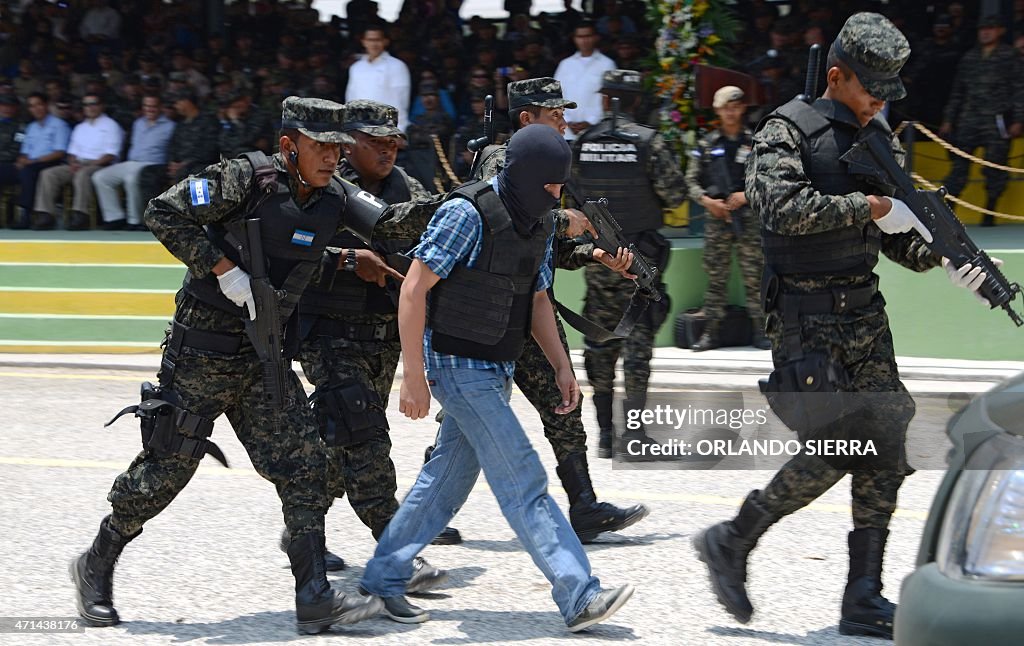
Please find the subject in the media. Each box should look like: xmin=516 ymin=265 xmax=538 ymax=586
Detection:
xmin=839 ymin=528 xmax=896 ymax=639
xmin=618 ymin=397 xmax=659 ymax=461
xmin=556 ymin=452 xmax=650 ymax=543
xmin=691 ymin=330 xmax=719 ymax=352
xmin=592 ymin=393 xmax=615 ymax=458
xmin=287 ymin=531 xmax=383 ymax=634
xmin=69 ymin=515 xmax=140 ymax=626
xmin=692 ymin=490 xmax=779 ymax=623
xmin=280 ymin=527 xmax=345 ymax=571
xmin=750 ymin=316 xmax=772 ymax=350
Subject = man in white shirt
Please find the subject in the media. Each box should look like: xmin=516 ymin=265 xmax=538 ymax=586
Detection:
xmin=554 ymin=21 xmax=615 ymax=140
xmin=344 ymin=26 xmax=411 ymax=133
xmin=34 ymin=94 xmax=122 ymax=230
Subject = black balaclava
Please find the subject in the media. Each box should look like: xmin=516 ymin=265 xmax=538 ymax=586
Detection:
xmin=496 ymin=124 xmax=571 ymax=232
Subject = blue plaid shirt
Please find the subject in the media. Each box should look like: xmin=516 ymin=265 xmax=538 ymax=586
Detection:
xmin=413 ymin=178 xmax=554 ymax=377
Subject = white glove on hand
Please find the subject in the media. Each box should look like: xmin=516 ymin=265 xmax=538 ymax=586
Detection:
xmin=942 ymin=256 xmax=1003 ymax=306
xmin=216 ymin=266 xmax=257 ymax=320
xmin=874 ymin=198 xmax=934 ymax=243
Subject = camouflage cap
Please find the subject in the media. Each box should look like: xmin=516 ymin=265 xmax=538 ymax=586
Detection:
xmin=601 ymin=69 xmax=643 ymax=93
xmin=341 ymin=99 xmax=404 ymax=138
xmin=507 ymin=77 xmax=577 ymax=110
xmin=832 ymin=12 xmax=910 ymax=102
xmin=280 ymin=96 xmax=353 ymax=144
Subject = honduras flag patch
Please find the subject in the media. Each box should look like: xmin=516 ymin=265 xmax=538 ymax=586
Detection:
xmin=189 ymin=179 xmax=211 ymax=206
xmin=291 ymin=229 xmax=315 ymax=247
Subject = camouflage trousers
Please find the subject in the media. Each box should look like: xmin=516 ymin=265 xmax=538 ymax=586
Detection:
xmin=297 ymin=318 xmax=401 ymax=539
xmin=582 ymin=265 xmax=656 ymax=402
xmin=943 ymin=122 xmax=1011 ymax=201
xmin=756 ymin=296 xmax=915 ymax=530
xmin=701 ymin=208 xmax=764 ymax=330
xmin=108 ymin=310 xmax=329 ymax=539
xmin=513 ymin=313 xmax=588 ymax=462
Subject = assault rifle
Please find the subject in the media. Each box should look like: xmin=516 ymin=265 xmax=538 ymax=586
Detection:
xmin=466 ymin=94 xmax=495 ymax=180
xmin=703 ymin=151 xmax=745 ymax=238
xmin=840 ymin=132 xmax=1023 ymax=326
xmin=243 ymin=218 xmax=289 ymax=407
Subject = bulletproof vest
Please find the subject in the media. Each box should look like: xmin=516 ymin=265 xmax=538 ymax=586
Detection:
xmin=429 ymin=180 xmax=552 ymax=362
xmin=183 ymin=157 xmax=345 ymax=320
xmin=302 ymin=166 xmax=416 ymax=317
xmin=573 ymin=117 xmax=662 ymax=234
xmin=757 ymin=99 xmax=887 ymax=277
xmin=696 ymin=131 xmax=751 ymax=198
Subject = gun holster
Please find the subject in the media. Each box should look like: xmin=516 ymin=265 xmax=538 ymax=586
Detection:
xmin=759 ymin=351 xmax=856 ymax=439
xmin=311 ymin=374 xmax=388 ymax=447
xmin=645 ymin=283 xmax=672 ymax=331
xmin=105 ymin=382 xmax=228 ymax=467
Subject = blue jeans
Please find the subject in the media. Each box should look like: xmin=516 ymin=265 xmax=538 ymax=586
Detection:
xmin=360 ymin=365 xmax=601 ymax=623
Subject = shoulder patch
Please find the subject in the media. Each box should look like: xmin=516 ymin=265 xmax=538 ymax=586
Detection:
xmin=189 ymin=179 xmax=211 ymax=206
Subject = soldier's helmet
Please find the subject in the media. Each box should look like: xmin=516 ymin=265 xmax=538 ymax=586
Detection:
xmin=507 ymin=77 xmax=578 ymax=110
xmin=280 ymin=96 xmax=352 ymax=144
xmin=341 ymin=99 xmax=404 ymax=138
xmin=831 ymin=12 xmax=910 ymax=102
xmin=601 ymin=69 xmax=643 ymax=94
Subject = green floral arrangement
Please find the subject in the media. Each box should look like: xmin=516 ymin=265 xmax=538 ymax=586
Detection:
xmin=648 ymin=0 xmax=740 ymax=160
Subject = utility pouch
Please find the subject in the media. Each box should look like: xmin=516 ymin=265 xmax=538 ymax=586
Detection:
xmin=311 ymin=378 xmax=388 ymax=447
xmin=759 ymin=351 xmax=857 ymax=439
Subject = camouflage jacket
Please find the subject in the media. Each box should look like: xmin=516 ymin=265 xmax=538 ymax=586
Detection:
xmin=745 ymin=117 xmax=940 ymax=293
xmin=943 ymin=43 xmax=1024 ymax=127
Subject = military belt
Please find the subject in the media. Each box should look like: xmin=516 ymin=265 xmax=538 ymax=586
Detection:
xmin=168 ymin=320 xmax=244 ymax=355
xmin=309 ymin=319 xmax=398 ymax=342
xmin=777 ymin=279 xmax=877 ymax=315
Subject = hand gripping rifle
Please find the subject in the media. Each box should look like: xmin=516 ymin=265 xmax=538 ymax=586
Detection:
xmin=840 ymin=132 xmax=1023 ymax=326
xmin=243 ymin=218 xmax=289 ymax=407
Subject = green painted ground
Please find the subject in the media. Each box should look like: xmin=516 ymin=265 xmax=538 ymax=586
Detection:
xmin=0 ymin=317 xmax=168 ymax=342
xmin=1 ymin=265 xmax=183 ymax=290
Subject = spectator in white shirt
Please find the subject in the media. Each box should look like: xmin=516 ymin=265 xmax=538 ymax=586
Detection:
xmin=554 ymin=21 xmax=616 ymax=139
xmin=33 ymin=93 xmax=122 ymax=230
xmin=345 ymin=26 xmax=411 ymax=132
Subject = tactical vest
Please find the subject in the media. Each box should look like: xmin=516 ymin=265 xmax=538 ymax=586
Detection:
xmin=302 ymin=166 xmax=416 ymax=317
xmin=697 ymin=131 xmax=751 ymax=198
xmin=757 ymin=99 xmax=888 ymax=277
xmin=183 ymin=156 xmax=344 ymax=320
xmin=429 ymin=180 xmax=552 ymax=362
xmin=573 ymin=117 xmax=661 ymax=234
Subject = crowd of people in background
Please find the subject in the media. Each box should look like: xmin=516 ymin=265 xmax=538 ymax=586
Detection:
xmin=0 ymin=0 xmax=1019 ymax=230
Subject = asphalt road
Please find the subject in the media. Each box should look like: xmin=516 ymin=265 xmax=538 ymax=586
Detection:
xmin=0 ymin=362 xmax=958 ymax=646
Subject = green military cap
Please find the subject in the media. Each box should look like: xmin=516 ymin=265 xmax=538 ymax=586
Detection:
xmin=280 ymin=96 xmax=353 ymax=144
xmin=601 ymin=69 xmax=643 ymax=93
xmin=341 ymin=99 xmax=404 ymax=138
xmin=831 ymin=12 xmax=910 ymax=102
xmin=507 ymin=77 xmax=577 ymax=110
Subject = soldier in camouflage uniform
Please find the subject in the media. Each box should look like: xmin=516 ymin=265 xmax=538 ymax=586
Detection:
xmin=218 ymin=90 xmax=273 ymax=158
xmin=69 ymin=97 xmax=409 ymax=635
xmin=166 ymin=89 xmax=221 ymax=183
xmin=685 ymin=86 xmax=770 ymax=352
xmin=692 ymin=15 xmax=993 ymax=639
xmin=0 ymin=95 xmax=23 ymax=225
xmin=280 ymin=102 xmax=451 ymax=591
xmin=572 ymin=70 xmax=687 ymax=457
xmin=433 ymin=76 xmax=650 ymax=543
xmin=939 ymin=14 xmax=1024 ymax=227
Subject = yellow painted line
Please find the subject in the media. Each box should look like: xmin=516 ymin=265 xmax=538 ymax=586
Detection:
xmin=0 ymin=291 xmax=175 ymax=315
xmin=0 ymin=344 xmax=161 ymax=353
xmin=0 ymin=241 xmax=180 ymax=265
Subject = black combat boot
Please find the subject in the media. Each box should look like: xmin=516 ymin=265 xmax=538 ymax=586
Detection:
xmin=556 ymin=452 xmax=650 ymax=543
xmin=692 ymin=490 xmax=780 ymax=623
xmin=750 ymin=316 xmax=771 ymax=350
xmin=691 ymin=329 xmax=719 ymax=352
xmin=839 ymin=528 xmax=896 ymax=639
xmin=592 ymin=393 xmax=615 ymax=458
xmin=69 ymin=516 xmax=140 ymax=626
xmin=280 ymin=527 xmax=345 ymax=571
xmin=618 ymin=397 xmax=659 ymax=460
xmin=287 ymin=531 xmax=383 ymax=634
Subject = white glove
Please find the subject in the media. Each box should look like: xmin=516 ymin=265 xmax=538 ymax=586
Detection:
xmin=942 ymin=256 xmax=1003 ymax=306
xmin=216 ymin=266 xmax=257 ymax=320
xmin=874 ymin=198 xmax=934 ymax=243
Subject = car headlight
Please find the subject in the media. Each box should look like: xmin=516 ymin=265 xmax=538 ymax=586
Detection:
xmin=936 ymin=432 xmax=1024 ymax=581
